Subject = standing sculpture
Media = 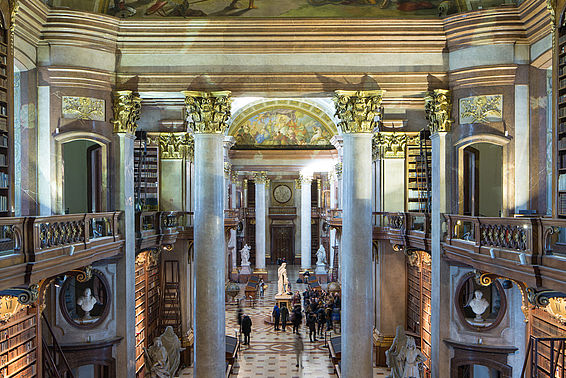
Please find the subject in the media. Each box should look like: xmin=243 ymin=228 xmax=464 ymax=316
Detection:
xmin=467 ymin=290 xmax=489 ymax=322
xmin=402 ymin=336 xmax=426 ymax=378
xmin=161 ymin=326 xmax=182 ymax=376
xmin=76 ymin=288 xmax=99 ymax=320
xmin=386 ymin=326 xmax=408 ymax=378
xmin=145 ymin=336 xmax=169 ymax=378
xmin=240 ymin=244 xmax=251 ymax=266
xmin=315 ymin=244 xmax=328 ymax=275
xmin=277 ymin=262 xmax=289 ymax=295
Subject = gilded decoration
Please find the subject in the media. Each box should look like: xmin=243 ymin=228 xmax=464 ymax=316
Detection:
xmin=149 ymin=132 xmax=194 ymax=160
xmin=229 ymin=100 xmax=337 ymax=149
xmin=0 ymin=296 xmax=25 ymax=323
xmin=62 ymin=96 xmax=105 ymax=121
xmin=333 ymin=90 xmax=384 ymax=134
xmin=182 ymin=91 xmax=231 ymax=134
xmin=335 ymin=163 xmax=343 ymax=179
xmin=545 ymin=298 xmax=566 ymax=324
xmin=224 ymin=162 xmax=232 ymax=179
xmin=253 ymin=171 xmax=269 ymax=184
xmin=295 ymin=173 xmax=312 ymax=190
xmin=373 ymin=132 xmax=420 ymax=160
xmin=459 ymin=95 xmax=503 ymax=124
xmin=475 ymin=271 xmax=529 ymax=322
xmin=112 ymin=91 xmax=141 ymax=135
xmin=424 ymin=89 xmax=452 ymax=134
xmin=526 ymin=288 xmax=566 ymax=308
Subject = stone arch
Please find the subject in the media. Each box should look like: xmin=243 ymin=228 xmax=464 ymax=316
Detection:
xmin=228 ymin=99 xmax=338 ymax=147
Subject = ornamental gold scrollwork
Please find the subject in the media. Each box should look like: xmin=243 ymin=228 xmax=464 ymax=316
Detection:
xmin=372 ymin=132 xmax=420 ymax=160
xmin=334 ymin=90 xmax=384 ymax=133
xmin=149 ymin=132 xmax=194 ymax=160
xmin=459 ymin=95 xmax=502 ymax=125
xmin=62 ymin=96 xmax=105 ymax=121
xmin=424 ymin=89 xmax=452 ymax=134
xmin=546 ymin=0 xmax=556 ymax=34
xmin=526 ymin=288 xmax=566 ymax=308
xmin=475 ymin=271 xmax=530 ymax=322
xmin=294 ymin=173 xmax=312 ymax=189
xmin=182 ymin=91 xmax=232 ymax=134
xmin=225 ymin=162 xmax=233 ymax=179
xmin=253 ymin=171 xmax=270 ymax=185
xmin=112 ymin=91 xmax=141 ymax=135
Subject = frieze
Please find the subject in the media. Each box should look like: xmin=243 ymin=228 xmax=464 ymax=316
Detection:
xmin=459 ymin=95 xmax=503 ymax=124
xmin=62 ymin=96 xmax=105 ymax=121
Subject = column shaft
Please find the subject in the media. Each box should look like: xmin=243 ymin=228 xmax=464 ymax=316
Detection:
xmin=341 ymin=133 xmax=373 ymax=377
xmin=113 ymin=133 xmax=136 ymax=377
xmin=194 ymin=134 xmax=225 ymax=378
xmin=300 ymin=179 xmax=312 ymax=270
xmin=255 ymin=181 xmax=266 ymax=270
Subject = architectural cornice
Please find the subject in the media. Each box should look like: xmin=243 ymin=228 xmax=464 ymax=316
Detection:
xmin=448 ymin=64 xmax=518 ymax=90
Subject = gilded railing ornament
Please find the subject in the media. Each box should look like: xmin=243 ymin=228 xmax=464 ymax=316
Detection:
xmin=182 ymin=91 xmax=232 ymax=134
xmin=475 ymin=271 xmax=530 ymax=322
xmin=333 ymin=90 xmax=384 ymax=133
xmin=112 ymin=91 xmax=141 ymax=135
xmin=253 ymin=171 xmax=270 ymax=185
xmin=424 ymin=89 xmax=452 ymax=134
xmin=149 ymin=132 xmax=194 ymax=160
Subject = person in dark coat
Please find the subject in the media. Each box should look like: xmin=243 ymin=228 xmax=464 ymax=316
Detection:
xmin=241 ymin=314 xmax=252 ymax=345
xmin=280 ymin=304 xmax=289 ymax=332
xmin=292 ymin=306 xmax=302 ymax=334
xmin=307 ymin=312 xmax=317 ymax=342
xmin=317 ymin=308 xmax=326 ymax=336
xmin=272 ymin=304 xmax=281 ymax=331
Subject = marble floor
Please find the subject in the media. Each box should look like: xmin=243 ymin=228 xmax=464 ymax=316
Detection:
xmin=180 ymin=265 xmax=389 ymax=377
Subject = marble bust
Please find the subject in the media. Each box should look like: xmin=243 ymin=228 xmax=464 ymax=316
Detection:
xmin=76 ymin=288 xmax=98 ymax=320
xmin=467 ymin=290 xmax=489 ymax=322
xmin=240 ymin=244 xmax=251 ymax=266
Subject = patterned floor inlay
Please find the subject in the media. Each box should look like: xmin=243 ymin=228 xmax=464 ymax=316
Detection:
xmin=180 ymin=265 xmax=390 ymax=377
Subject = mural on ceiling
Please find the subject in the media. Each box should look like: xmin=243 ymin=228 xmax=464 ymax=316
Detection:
xmin=49 ymin=0 xmax=457 ymax=18
xmin=233 ymin=108 xmax=333 ymax=148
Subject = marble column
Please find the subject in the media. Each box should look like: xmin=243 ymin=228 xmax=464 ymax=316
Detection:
xmin=230 ymin=175 xmax=239 ymax=280
xmin=425 ymin=90 xmax=452 ymax=378
xmin=37 ymin=85 xmax=52 ymax=215
xmin=515 ymin=84 xmax=530 ymax=212
xmin=328 ymin=171 xmax=337 ymax=274
xmin=334 ymin=90 xmax=383 ymax=377
xmin=254 ymin=171 xmax=268 ymax=272
xmin=183 ymin=90 xmax=231 ymax=378
xmin=112 ymin=90 xmax=141 ymax=378
xmin=299 ymin=174 xmax=313 ymax=272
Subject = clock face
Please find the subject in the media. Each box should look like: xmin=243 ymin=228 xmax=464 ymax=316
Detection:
xmin=273 ymin=185 xmax=292 ymax=204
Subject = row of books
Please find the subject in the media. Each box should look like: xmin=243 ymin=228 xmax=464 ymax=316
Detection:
xmin=0 ymin=196 xmax=8 ymax=212
xmin=0 ymin=154 xmax=7 ymax=166
xmin=558 ymin=174 xmax=566 ymax=192
xmin=0 ymin=328 xmax=35 ymax=354
xmin=135 ymin=172 xmax=158 ymax=178
xmin=0 ymin=317 xmax=35 ymax=343
xmin=408 ymin=202 xmax=428 ymax=211
xmin=0 ymin=340 xmax=34 ymax=368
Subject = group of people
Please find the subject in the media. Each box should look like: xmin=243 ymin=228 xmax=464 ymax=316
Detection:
xmin=301 ymin=287 xmax=341 ymax=342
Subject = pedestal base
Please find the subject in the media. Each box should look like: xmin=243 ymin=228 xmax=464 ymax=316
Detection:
xmin=316 ymin=273 xmax=328 ymax=284
xmin=239 ymin=265 xmax=252 ymax=283
xmin=274 ymin=294 xmax=293 ymax=310
xmin=230 ymin=269 xmax=239 ymax=282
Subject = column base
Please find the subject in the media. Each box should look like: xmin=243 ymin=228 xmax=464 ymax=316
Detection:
xmin=253 ymin=268 xmax=268 ymax=281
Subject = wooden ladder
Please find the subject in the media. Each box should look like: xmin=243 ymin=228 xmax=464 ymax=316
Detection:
xmin=159 ymin=260 xmax=182 ymax=336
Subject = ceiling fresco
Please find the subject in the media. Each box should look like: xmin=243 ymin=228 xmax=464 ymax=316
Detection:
xmin=47 ymin=0 xmax=514 ymax=18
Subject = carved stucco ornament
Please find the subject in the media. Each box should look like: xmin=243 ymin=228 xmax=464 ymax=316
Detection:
xmin=182 ymin=91 xmax=232 ymax=134
xmin=424 ymin=89 xmax=452 ymax=134
xmin=334 ymin=90 xmax=384 ymax=133
xmin=148 ymin=132 xmax=194 ymax=160
xmin=253 ymin=171 xmax=270 ymax=185
xmin=373 ymin=132 xmax=421 ymax=160
xmin=112 ymin=91 xmax=141 ymax=135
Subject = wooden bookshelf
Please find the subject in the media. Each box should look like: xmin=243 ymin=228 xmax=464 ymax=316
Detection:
xmin=134 ymin=259 xmax=146 ymax=378
xmin=558 ymin=28 xmax=566 ymax=216
xmin=0 ymin=307 xmax=38 ymax=378
xmin=146 ymin=260 xmax=160 ymax=343
xmin=134 ymin=139 xmax=159 ymax=212
xmin=406 ymin=130 xmax=432 ymax=212
xmin=0 ymin=4 xmax=13 ymax=216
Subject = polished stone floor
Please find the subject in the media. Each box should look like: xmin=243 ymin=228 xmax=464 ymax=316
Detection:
xmin=180 ymin=265 xmax=389 ymax=377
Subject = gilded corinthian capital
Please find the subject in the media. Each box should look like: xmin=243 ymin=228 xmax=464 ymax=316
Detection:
xmin=333 ymin=90 xmax=384 ymax=133
xmin=148 ymin=132 xmax=194 ymax=160
xmin=253 ymin=171 xmax=269 ymax=184
xmin=182 ymin=91 xmax=232 ymax=134
xmin=112 ymin=91 xmax=141 ymax=135
xmin=424 ymin=89 xmax=452 ymax=134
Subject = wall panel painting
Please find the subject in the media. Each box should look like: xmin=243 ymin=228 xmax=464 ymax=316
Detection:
xmin=232 ymin=107 xmax=334 ymax=149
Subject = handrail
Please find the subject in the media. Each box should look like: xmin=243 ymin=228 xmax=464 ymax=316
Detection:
xmin=42 ymin=312 xmax=75 ymax=378
xmin=522 ymin=336 xmax=566 ymax=377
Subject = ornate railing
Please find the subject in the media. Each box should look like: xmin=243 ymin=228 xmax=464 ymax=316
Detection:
xmin=0 ymin=217 xmax=25 ymax=256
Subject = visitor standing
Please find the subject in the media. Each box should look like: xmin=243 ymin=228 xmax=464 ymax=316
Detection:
xmin=292 ymin=305 xmax=302 ymax=334
xmin=272 ymin=304 xmax=281 ymax=331
xmin=241 ymin=314 xmax=252 ymax=345
xmin=258 ymin=277 xmax=265 ymax=298
xmin=307 ymin=312 xmax=317 ymax=342
xmin=281 ymin=304 xmax=289 ymax=332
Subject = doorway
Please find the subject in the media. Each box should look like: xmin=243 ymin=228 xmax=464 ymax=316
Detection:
xmin=63 ymin=140 xmax=101 ymax=214
xmin=461 ymin=143 xmax=503 ymax=217
xmin=270 ymin=225 xmax=294 ymax=264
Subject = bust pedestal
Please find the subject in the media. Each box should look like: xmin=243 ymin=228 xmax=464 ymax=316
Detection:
xmin=315 ymin=264 xmax=328 ymax=284
xmin=274 ymin=294 xmax=293 ymax=310
xmin=239 ymin=264 xmax=252 ymax=283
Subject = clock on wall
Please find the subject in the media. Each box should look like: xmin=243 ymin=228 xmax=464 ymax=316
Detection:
xmin=273 ymin=184 xmax=292 ymax=204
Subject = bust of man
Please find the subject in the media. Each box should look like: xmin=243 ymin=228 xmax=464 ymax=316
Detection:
xmin=77 ymin=288 xmax=98 ymax=319
xmin=468 ymin=290 xmax=489 ymax=322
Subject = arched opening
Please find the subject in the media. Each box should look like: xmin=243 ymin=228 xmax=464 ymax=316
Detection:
xmin=62 ymin=139 xmax=104 ymax=213
xmin=458 ymin=140 xmax=505 ymax=217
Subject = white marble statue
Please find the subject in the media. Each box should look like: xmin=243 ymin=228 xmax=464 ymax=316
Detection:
xmin=386 ymin=326 xmax=408 ymax=378
xmin=402 ymin=336 xmax=426 ymax=378
xmin=240 ymin=244 xmax=251 ymax=266
xmin=277 ymin=262 xmax=289 ymax=295
xmin=161 ymin=326 xmax=182 ymax=377
xmin=146 ymin=336 xmax=169 ymax=378
xmin=76 ymin=288 xmax=98 ymax=320
xmin=467 ymin=290 xmax=489 ymax=322
xmin=316 ymin=245 xmax=327 ymax=265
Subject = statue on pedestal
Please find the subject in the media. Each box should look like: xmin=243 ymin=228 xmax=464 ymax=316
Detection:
xmin=277 ymin=262 xmax=289 ymax=295
xmin=386 ymin=326 xmax=407 ymax=378
xmin=241 ymin=244 xmax=251 ymax=266
xmin=146 ymin=336 xmax=169 ymax=378
xmin=76 ymin=288 xmax=99 ymax=320
xmin=161 ymin=326 xmax=182 ymax=376
xmin=402 ymin=336 xmax=426 ymax=378
xmin=315 ymin=244 xmax=327 ymax=275
xmin=467 ymin=290 xmax=489 ymax=322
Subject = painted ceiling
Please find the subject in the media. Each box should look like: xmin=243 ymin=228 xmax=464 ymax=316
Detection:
xmin=48 ymin=0 xmax=513 ymax=18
